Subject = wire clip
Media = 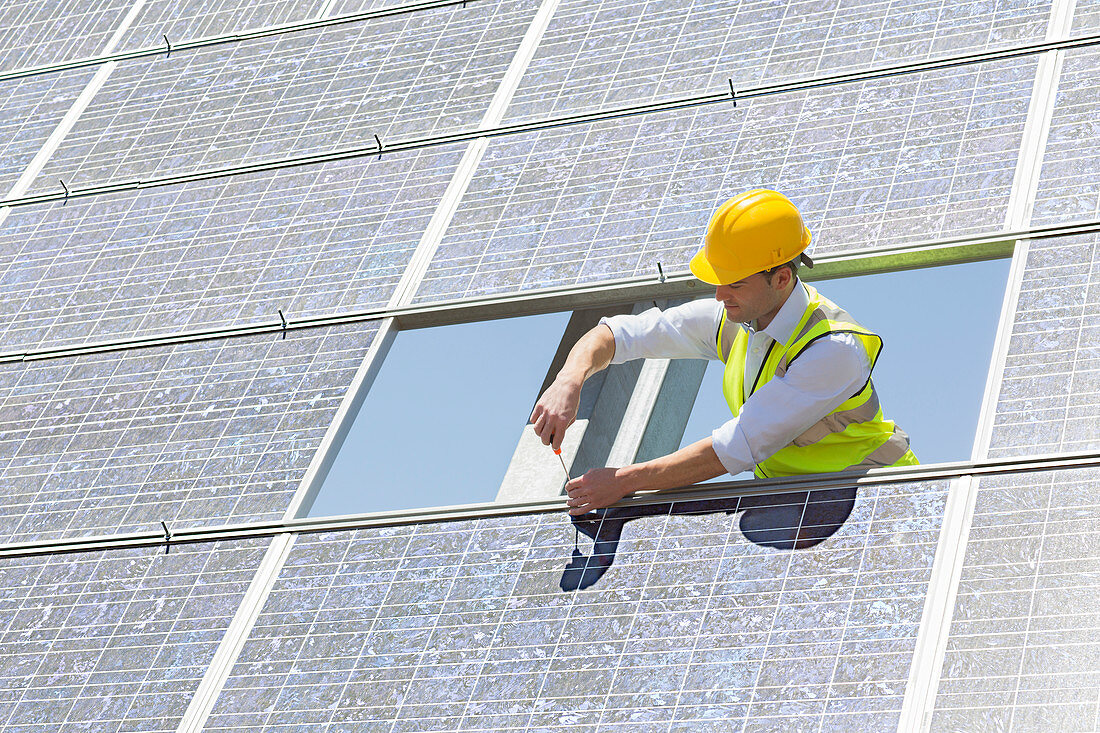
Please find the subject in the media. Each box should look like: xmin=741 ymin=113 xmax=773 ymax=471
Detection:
xmin=59 ymin=179 xmax=69 ymax=205
xmin=278 ymin=308 xmax=287 ymax=339
xmin=657 ymin=261 xmax=666 ymax=283
xmin=728 ymin=78 xmax=736 ymax=106
xmin=374 ymin=133 xmax=383 ymax=160
xmin=164 ymin=34 xmax=172 ymax=59
xmin=160 ymin=520 xmax=172 ymax=554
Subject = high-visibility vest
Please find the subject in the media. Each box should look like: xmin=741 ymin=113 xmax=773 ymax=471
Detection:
xmin=717 ymin=284 xmax=918 ymax=478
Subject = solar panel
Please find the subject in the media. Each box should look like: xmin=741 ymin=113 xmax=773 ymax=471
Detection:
xmin=1030 ymin=49 xmax=1100 ymax=225
xmin=986 ymin=232 xmax=1100 ymax=457
xmin=415 ymin=58 xmax=1037 ymax=303
xmin=1073 ymin=0 xmax=1100 ymax=33
xmin=118 ymin=0 xmax=316 ymax=53
xmin=205 ymin=480 xmax=949 ymax=729
xmin=0 ymin=538 xmax=268 ymax=732
xmin=932 ymin=467 xmax=1100 ymax=732
xmin=504 ymin=0 xmax=1053 ymax=124
xmin=0 ymin=71 xmax=95 ymax=196
xmin=28 ymin=0 xmax=539 ymax=194
xmin=0 ymin=0 xmax=131 ymax=73
xmin=0 ymin=146 xmax=462 ymax=355
xmin=0 ymin=323 xmax=375 ymax=544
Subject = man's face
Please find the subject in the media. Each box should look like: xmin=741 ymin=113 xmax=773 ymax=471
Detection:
xmin=714 ymin=272 xmax=786 ymax=325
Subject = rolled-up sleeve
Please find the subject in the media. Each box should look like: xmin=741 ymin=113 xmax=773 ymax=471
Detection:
xmin=600 ymin=299 xmax=722 ymax=363
xmin=710 ymin=333 xmax=871 ymax=475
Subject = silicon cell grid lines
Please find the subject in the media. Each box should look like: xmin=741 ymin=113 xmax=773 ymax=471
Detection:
xmin=29 ymin=0 xmax=539 ymax=193
xmin=1030 ymin=48 xmax=1100 ymax=225
xmin=0 ymin=71 xmax=96 ymax=197
xmin=118 ymin=0 xmax=320 ymax=53
xmin=415 ymin=57 xmax=1037 ymax=303
xmin=0 ymin=323 xmax=375 ymax=544
xmin=205 ymin=482 xmax=949 ymax=731
xmin=504 ymin=0 xmax=1054 ymax=124
xmin=0 ymin=147 xmax=462 ymax=354
xmin=0 ymin=0 xmax=132 ymax=73
xmin=933 ymin=467 xmax=1100 ymax=732
xmin=0 ymin=538 xmax=268 ymax=733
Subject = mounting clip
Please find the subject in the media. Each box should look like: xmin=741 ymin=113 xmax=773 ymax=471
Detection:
xmin=160 ymin=520 xmax=172 ymax=555
xmin=728 ymin=78 xmax=736 ymax=107
xmin=656 ymin=261 xmax=666 ymax=283
xmin=374 ymin=133 xmax=383 ymax=160
xmin=59 ymin=179 xmax=69 ymax=205
xmin=164 ymin=34 xmax=171 ymax=59
xmin=278 ymin=308 xmax=287 ymax=339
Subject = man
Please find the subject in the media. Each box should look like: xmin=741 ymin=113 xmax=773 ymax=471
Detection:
xmin=531 ymin=189 xmax=917 ymax=517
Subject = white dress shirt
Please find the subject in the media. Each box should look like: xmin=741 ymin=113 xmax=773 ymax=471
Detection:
xmin=601 ymin=282 xmax=871 ymax=476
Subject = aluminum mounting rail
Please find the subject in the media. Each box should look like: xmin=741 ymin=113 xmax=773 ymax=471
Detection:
xmin=1 ymin=449 xmax=1097 ymax=560
xmin=0 ymin=217 xmax=1095 ymax=365
xmin=3 ymin=32 xmax=1099 ymax=210
xmin=0 ymin=0 xmax=478 ymax=84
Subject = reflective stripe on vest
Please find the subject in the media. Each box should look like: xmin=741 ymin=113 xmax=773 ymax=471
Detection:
xmin=717 ymin=284 xmax=917 ymax=478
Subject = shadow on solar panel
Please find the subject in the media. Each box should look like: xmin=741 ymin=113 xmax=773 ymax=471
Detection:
xmin=559 ymin=487 xmax=855 ymax=591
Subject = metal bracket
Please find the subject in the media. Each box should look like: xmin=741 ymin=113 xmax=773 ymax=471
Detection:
xmin=728 ymin=78 xmax=736 ymax=106
xmin=164 ymin=34 xmax=171 ymax=59
xmin=160 ymin=520 xmax=172 ymax=554
xmin=278 ymin=309 xmax=287 ymax=339
xmin=59 ymin=179 xmax=69 ymax=205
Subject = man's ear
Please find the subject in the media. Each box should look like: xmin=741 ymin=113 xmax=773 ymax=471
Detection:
xmin=773 ymin=265 xmax=793 ymax=291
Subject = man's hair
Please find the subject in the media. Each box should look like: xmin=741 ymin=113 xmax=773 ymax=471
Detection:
xmin=762 ymin=256 xmax=800 ymax=284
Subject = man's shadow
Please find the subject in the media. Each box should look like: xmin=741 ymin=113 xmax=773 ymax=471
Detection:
xmin=559 ymin=487 xmax=856 ymax=592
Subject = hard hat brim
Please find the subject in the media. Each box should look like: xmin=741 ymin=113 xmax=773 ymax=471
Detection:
xmin=689 ymin=224 xmax=813 ymax=286
xmin=689 ymin=247 xmax=747 ymax=286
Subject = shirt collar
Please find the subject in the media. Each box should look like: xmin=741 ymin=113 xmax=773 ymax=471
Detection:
xmin=755 ymin=279 xmax=809 ymax=344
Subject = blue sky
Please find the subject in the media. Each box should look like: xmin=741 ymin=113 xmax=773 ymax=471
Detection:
xmin=307 ymin=258 xmax=1011 ymax=516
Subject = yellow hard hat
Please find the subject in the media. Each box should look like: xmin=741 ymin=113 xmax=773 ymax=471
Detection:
xmin=689 ymin=189 xmax=813 ymax=285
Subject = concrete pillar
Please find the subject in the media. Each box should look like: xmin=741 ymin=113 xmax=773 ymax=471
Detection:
xmin=496 ymin=298 xmax=710 ymax=503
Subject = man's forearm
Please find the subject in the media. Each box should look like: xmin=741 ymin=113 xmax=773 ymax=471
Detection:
xmin=556 ymin=324 xmax=616 ymax=385
xmin=564 ymin=437 xmax=727 ymax=515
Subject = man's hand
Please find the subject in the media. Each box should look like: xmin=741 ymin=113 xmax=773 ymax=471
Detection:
xmin=530 ymin=324 xmax=616 ymax=451
xmin=565 ymin=467 xmax=634 ymax=516
xmin=530 ymin=376 xmax=582 ymax=451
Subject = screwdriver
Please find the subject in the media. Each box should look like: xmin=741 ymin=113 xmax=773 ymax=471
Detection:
xmin=553 ymin=447 xmax=571 ymax=481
